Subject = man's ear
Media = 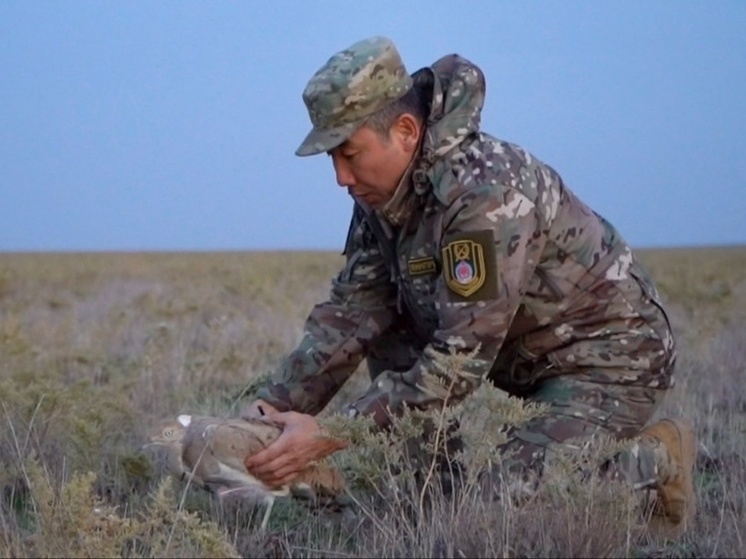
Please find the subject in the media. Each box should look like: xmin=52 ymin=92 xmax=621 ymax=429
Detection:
xmin=391 ymin=113 xmax=421 ymax=152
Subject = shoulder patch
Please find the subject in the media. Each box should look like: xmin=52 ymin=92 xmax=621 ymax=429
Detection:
xmin=441 ymin=229 xmax=498 ymax=301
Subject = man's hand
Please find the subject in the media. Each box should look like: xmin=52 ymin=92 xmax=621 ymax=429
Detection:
xmin=240 ymin=399 xmax=279 ymax=420
xmin=244 ymin=411 xmax=348 ymax=488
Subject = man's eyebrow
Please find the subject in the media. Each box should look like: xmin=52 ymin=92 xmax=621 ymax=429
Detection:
xmin=327 ymin=141 xmax=357 ymax=155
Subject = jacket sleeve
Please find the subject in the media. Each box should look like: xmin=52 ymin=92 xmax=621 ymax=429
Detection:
xmin=344 ymin=169 xmax=560 ymax=428
xmin=254 ymin=204 xmax=398 ymax=415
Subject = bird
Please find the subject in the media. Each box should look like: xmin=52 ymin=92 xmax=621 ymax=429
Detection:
xmin=145 ymin=414 xmax=346 ymax=531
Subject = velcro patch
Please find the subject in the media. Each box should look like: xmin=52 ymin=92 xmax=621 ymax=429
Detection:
xmin=408 ymin=256 xmax=437 ymax=276
xmin=441 ymin=230 xmax=498 ymax=301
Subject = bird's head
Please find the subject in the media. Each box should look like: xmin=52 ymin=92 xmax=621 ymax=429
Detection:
xmin=143 ymin=416 xmax=190 ymax=448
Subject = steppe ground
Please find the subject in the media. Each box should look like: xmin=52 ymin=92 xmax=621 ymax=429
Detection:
xmin=0 ymin=246 xmax=744 ymax=558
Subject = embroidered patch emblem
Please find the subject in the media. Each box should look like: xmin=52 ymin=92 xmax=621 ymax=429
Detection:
xmin=408 ymin=256 xmax=437 ymax=276
xmin=443 ymin=239 xmax=486 ymax=297
xmin=440 ymin=230 xmax=497 ymax=301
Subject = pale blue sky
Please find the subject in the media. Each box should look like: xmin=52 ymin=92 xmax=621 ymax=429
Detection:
xmin=1 ymin=1 xmax=744 ymax=251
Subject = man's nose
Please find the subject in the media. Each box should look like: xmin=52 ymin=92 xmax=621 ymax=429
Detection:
xmin=332 ymin=155 xmax=355 ymax=188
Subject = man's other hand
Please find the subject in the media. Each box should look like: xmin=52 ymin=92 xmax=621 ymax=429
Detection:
xmin=244 ymin=411 xmax=348 ymax=488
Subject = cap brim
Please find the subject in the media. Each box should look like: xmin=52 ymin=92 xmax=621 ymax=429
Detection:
xmin=295 ymin=121 xmax=359 ymax=157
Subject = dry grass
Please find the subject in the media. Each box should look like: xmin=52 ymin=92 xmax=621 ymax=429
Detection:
xmin=0 ymin=247 xmax=744 ymax=558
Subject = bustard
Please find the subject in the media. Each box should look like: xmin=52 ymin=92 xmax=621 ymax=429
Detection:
xmin=146 ymin=414 xmax=346 ymax=531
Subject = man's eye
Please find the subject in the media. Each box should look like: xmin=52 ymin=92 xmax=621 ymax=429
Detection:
xmin=343 ymin=152 xmax=358 ymax=160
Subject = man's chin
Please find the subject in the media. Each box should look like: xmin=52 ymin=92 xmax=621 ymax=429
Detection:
xmin=352 ymin=193 xmax=382 ymax=209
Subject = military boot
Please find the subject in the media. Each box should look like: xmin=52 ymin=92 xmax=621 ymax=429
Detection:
xmin=640 ymin=418 xmax=696 ymax=538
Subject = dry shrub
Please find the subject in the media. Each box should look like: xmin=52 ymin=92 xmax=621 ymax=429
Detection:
xmin=17 ymin=459 xmax=238 ymax=558
xmin=314 ymin=350 xmax=646 ymax=558
xmin=0 ymin=373 xmax=150 ymax=509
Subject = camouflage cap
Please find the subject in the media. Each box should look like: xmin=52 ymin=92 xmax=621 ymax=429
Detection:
xmin=295 ymin=36 xmax=413 ymax=157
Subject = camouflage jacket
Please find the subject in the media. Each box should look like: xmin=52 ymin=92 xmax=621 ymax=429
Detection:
xmin=255 ymin=55 xmax=676 ymax=427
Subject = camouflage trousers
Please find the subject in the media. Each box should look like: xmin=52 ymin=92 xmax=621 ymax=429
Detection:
xmin=366 ymin=323 xmax=675 ymax=499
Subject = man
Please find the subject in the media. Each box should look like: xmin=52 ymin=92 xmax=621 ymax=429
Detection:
xmin=242 ymin=36 xmax=695 ymax=535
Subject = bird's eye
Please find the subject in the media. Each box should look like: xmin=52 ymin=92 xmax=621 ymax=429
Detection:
xmin=164 ymin=428 xmax=173 ymax=437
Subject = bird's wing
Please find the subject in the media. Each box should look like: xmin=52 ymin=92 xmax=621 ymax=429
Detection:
xmin=200 ymin=419 xmax=281 ymax=472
